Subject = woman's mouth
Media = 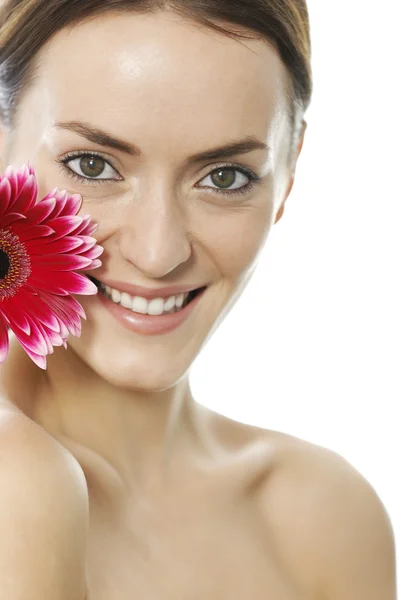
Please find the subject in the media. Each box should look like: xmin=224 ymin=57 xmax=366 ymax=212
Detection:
xmin=87 ymin=276 xmax=207 ymax=335
xmin=88 ymin=276 xmax=206 ymax=316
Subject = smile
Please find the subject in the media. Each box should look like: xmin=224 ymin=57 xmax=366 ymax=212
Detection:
xmin=88 ymin=276 xmax=207 ymax=335
xmin=97 ymin=280 xmax=203 ymax=316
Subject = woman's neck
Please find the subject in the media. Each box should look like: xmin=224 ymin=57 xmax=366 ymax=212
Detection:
xmin=1 ymin=336 xmax=219 ymax=496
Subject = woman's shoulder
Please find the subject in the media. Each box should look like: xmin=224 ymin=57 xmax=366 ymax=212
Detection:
xmin=0 ymin=390 xmax=89 ymax=510
xmin=203 ymin=404 xmax=321 ymax=460
xmin=0 ymin=392 xmax=90 ymax=599
xmin=207 ymin=409 xmax=395 ymax=598
xmin=246 ymin=428 xmax=395 ymax=600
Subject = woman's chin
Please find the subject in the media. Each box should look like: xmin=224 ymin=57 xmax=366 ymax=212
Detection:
xmin=66 ymin=335 xmax=192 ymax=392
xmin=94 ymin=361 xmax=190 ymax=393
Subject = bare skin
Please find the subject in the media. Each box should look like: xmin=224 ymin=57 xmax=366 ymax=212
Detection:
xmin=0 ymin=9 xmax=395 ymax=600
xmin=0 ymin=363 xmax=320 ymax=599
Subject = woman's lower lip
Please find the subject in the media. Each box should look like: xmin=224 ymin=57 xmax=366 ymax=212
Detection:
xmin=97 ymin=288 xmax=206 ymax=335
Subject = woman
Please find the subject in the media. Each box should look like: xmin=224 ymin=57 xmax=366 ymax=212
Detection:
xmin=0 ymin=1 xmax=396 ymax=598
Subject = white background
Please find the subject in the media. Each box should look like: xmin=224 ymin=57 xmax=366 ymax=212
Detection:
xmin=191 ymin=0 xmax=399 ymax=582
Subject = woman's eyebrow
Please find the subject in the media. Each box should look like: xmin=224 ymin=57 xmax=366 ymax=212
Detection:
xmin=53 ymin=120 xmax=269 ymax=163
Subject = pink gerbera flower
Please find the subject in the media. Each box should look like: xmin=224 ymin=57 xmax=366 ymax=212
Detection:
xmin=0 ymin=163 xmax=103 ymax=369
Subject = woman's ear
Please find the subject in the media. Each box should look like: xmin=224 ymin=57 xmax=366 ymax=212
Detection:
xmin=274 ymin=119 xmax=307 ymax=225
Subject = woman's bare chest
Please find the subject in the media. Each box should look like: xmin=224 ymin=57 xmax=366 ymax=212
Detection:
xmin=85 ymin=484 xmax=309 ymax=600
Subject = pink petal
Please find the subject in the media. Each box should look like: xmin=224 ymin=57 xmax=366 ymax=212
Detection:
xmin=57 ymin=319 xmax=69 ymax=339
xmin=32 ymin=318 xmax=64 ymax=350
xmin=22 ymin=347 xmax=47 ymax=370
xmin=4 ymin=165 xmax=18 ymax=198
xmin=45 ymin=215 xmax=83 ymax=238
xmin=31 ymin=254 xmax=92 ymax=271
xmin=15 ymin=288 xmax=61 ymax=333
xmin=89 ymin=259 xmax=102 ymax=269
xmin=0 ymin=301 xmax=31 ymax=335
xmin=26 ymin=162 xmax=37 ymax=178
xmin=0 ymin=178 xmax=12 ymax=218
xmin=73 ymin=236 xmax=97 ymax=253
xmin=74 ymin=217 xmax=97 ymax=237
xmin=32 ymin=253 xmax=94 ymax=271
xmin=12 ymin=223 xmax=55 ymax=240
xmin=0 ymin=212 xmax=26 ymax=228
xmin=39 ymin=302 xmax=80 ymax=337
xmin=10 ymin=173 xmax=38 ymax=213
xmin=0 ymin=316 xmax=9 ymax=363
xmin=26 ymin=275 xmax=70 ymax=295
xmin=37 ymin=291 xmax=85 ymax=333
xmin=83 ymin=245 xmax=104 ymax=260
xmin=24 ymin=197 xmax=57 ymax=225
xmin=43 ymin=292 xmax=86 ymax=319
xmin=16 ymin=164 xmax=29 ymax=190
xmin=30 ymin=319 xmax=53 ymax=353
xmin=40 ymin=187 xmax=60 ymax=202
xmin=57 ymin=194 xmax=82 ymax=218
xmin=9 ymin=320 xmax=48 ymax=355
xmin=24 ymin=236 xmax=85 ymax=255
xmin=31 ymin=269 xmax=98 ymax=295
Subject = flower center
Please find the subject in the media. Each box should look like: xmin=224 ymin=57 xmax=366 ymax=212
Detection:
xmin=0 ymin=249 xmax=10 ymax=279
xmin=0 ymin=229 xmax=31 ymax=301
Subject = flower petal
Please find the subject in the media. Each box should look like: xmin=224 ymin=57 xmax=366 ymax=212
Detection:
xmin=89 ymin=259 xmax=102 ymax=269
xmin=40 ymin=292 xmax=86 ymax=319
xmin=37 ymin=291 xmax=85 ymax=334
xmin=4 ymin=165 xmax=18 ymax=198
xmin=0 ymin=212 xmax=27 ymax=228
xmin=31 ymin=317 xmax=64 ymax=350
xmin=73 ymin=217 xmax=97 ymax=237
xmin=13 ymin=288 xmax=61 ymax=333
xmin=9 ymin=320 xmax=48 ymax=355
xmin=22 ymin=347 xmax=47 ymax=370
xmin=44 ymin=215 xmax=83 ymax=239
xmin=0 ymin=316 xmax=10 ymax=363
xmin=73 ymin=235 xmax=97 ymax=253
xmin=56 ymin=194 xmax=82 ymax=218
xmin=32 ymin=253 xmax=94 ymax=271
xmin=12 ymin=223 xmax=55 ymax=240
xmin=26 ymin=276 xmax=70 ymax=295
xmin=24 ymin=236 xmax=85 ymax=255
xmin=10 ymin=173 xmax=38 ymax=213
xmin=0 ymin=178 xmax=12 ymax=218
xmin=0 ymin=301 xmax=31 ymax=335
xmin=30 ymin=269 xmax=98 ymax=295
xmin=24 ymin=197 xmax=57 ymax=225
xmin=83 ymin=245 xmax=104 ymax=260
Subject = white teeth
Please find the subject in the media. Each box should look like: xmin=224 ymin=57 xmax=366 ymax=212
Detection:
xmin=131 ymin=296 xmax=149 ymax=314
xmin=111 ymin=289 xmax=121 ymax=303
xmin=164 ymin=295 xmax=175 ymax=312
xmin=120 ymin=292 xmax=132 ymax=309
xmin=147 ymin=298 xmax=165 ymax=316
xmin=100 ymin=283 xmax=195 ymax=315
xmin=175 ymin=293 xmax=185 ymax=308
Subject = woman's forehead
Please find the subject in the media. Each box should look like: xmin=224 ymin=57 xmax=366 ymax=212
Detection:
xmin=14 ymin=11 xmax=289 ymax=164
xmin=36 ymin=12 xmax=287 ymax=116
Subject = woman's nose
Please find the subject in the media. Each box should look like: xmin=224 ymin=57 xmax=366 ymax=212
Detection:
xmin=118 ymin=194 xmax=192 ymax=278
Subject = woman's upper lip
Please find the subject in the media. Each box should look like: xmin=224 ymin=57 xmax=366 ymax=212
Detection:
xmin=94 ymin=278 xmax=207 ymax=300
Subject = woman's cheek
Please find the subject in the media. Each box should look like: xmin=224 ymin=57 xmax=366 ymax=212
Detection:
xmin=203 ymin=204 xmax=274 ymax=276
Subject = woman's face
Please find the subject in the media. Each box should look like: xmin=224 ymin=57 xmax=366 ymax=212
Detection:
xmin=1 ymin=10 xmax=296 ymax=389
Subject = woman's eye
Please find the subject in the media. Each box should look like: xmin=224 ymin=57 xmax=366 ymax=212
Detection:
xmin=198 ymin=167 xmax=251 ymax=192
xmin=63 ymin=155 xmax=119 ymax=180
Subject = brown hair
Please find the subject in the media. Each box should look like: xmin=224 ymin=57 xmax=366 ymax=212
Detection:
xmin=0 ymin=0 xmax=312 ymax=165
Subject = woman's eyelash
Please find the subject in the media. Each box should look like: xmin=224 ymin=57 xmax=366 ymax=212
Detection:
xmin=56 ymin=152 xmax=262 ymax=197
xmin=200 ymin=165 xmax=262 ymax=198
xmin=57 ymin=151 xmax=120 ymax=186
